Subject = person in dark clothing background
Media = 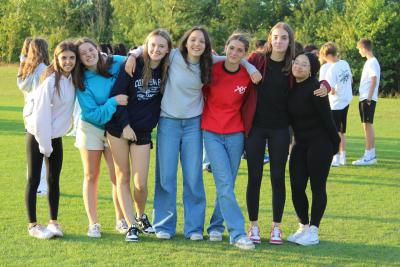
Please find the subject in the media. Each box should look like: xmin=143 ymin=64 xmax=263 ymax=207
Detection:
xmin=287 ymin=52 xmax=340 ymax=246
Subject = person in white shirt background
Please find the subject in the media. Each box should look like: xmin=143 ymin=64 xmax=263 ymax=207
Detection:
xmin=24 ymin=41 xmax=78 ymax=239
xmin=319 ymin=42 xmax=353 ymax=166
xmin=352 ymin=38 xmax=380 ymax=165
xmin=17 ymin=37 xmax=49 ymax=195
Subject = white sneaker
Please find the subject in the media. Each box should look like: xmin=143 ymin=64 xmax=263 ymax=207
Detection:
xmin=28 ymin=224 xmax=54 ymax=239
xmin=295 ymin=225 xmax=319 ymax=246
xmin=156 ymin=231 xmax=171 ymax=240
xmin=331 ymin=154 xmax=340 ymax=167
xmin=209 ymin=231 xmax=222 ymax=241
xmin=87 ymin=223 xmax=101 ymax=238
xmin=115 ymin=219 xmax=129 ymax=234
xmin=339 ymin=153 xmax=346 ymax=165
xmin=352 ymin=156 xmax=377 ymax=166
xmin=247 ymin=225 xmax=261 ymax=244
xmin=234 ymin=236 xmax=255 ymax=250
xmin=47 ymin=223 xmax=63 ymax=237
xmin=287 ymin=223 xmax=309 ymax=243
xmin=190 ymin=233 xmax=203 ymax=241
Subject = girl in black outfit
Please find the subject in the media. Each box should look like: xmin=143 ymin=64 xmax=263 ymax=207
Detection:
xmin=287 ymin=52 xmax=340 ymax=246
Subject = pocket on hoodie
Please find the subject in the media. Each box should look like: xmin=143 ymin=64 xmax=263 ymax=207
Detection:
xmin=23 ymin=98 xmax=34 ymax=118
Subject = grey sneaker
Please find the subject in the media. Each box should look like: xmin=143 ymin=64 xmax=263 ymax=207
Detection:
xmin=47 ymin=223 xmax=63 ymax=237
xmin=234 ymin=236 xmax=255 ymax=250
xmin=87 ymin=223 xmax=101 ymax=238
xmin=115 ymin=219 xmax=129 ymax=234
xmin=156 ymin=231 xmax=171 ymax=240
xmin=28 ymin=224 xmax=53 ymax=239
xmin=190 ymin=233 xmax=203 ymax=241
xmin=209 ymin=231 xmax=222 ymax=241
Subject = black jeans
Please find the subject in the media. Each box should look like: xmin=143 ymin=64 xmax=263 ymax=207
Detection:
xmin=26 ymin=133 xmax=63 ymax=223
xmin=289 ymin=135 xmax=333 ymax=227
xmin=245 ymin=126 xmax=290 ymax=222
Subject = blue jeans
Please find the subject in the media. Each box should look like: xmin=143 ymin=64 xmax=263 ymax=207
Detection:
xmin=204 ymin=130 xmax=246 ymax=242
xmin=153 ymin=116 xmax=206 ymax=237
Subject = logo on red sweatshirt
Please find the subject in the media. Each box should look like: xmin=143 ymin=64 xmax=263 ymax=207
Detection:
xmin=234 ymin=86 xmax=247 ymax=94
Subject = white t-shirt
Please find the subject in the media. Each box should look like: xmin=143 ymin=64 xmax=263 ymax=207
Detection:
xmin=319 ymin=63 xmax=332 ymax=81
xmin=359 ymin=57 xmax=380 ymax=101
xmin=325 ymin=60 xmax=353 ymax=110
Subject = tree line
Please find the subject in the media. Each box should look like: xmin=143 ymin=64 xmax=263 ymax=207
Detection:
xmin=0 ymin=0 xmax=399 ymax=94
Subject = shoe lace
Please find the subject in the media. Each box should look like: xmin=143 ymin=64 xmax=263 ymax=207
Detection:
xmin=250 ymin=226 xmax=260 ymax=236
xmin=272 ymin=227 xmax=281 ymax=238
xmin=138 ymin=214 xmax=152 ymax=229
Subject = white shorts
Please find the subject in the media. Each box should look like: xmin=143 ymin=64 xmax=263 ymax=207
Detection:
xmin=75 ymin=120 xmax=108 ymax=150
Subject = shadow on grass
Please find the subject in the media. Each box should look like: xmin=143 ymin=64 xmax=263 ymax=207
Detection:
xmin=0 ymin=119 xmax=24 ymax=135
xmin=55 ymin=233 xmax=400 ymax=265
xmin=0 ymin=106 xmax=22 ymax=112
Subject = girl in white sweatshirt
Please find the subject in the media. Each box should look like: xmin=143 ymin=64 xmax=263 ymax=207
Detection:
xmin=24 ymin=41 xmax=77 ymax=239
xmin=18 ymin=37 xmax=49 ymax=195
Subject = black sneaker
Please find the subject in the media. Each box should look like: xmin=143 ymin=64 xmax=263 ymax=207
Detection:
xmin=136 ymin=214 xmax=155 ymax=234
xmin=125 ymin=225 xmax=139 ymax=242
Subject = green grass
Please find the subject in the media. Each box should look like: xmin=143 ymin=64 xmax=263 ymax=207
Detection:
xmin=0 ymin=64 xmax=399 ymax=266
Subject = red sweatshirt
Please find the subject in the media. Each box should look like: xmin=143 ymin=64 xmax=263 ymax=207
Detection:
xmin=201 ymin=61 xmax=252 ymax=134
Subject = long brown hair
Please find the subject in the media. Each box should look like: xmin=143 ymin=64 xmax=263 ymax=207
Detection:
xmin=20 ymin=37 xmax=32 ymax=58
xmin=73 ymin=37 xmax=113 ymax=91
xmin=40 ymin=41 xmax=78 ymax=95
xmin=263 ymin=22 xmax=295 ymax=73
xmin=142 ymin=29 xmax=172 ymax=93
xmin=179 ymin=26 xmax=213 ymax=85
xmin=18 ymin=38 xmax=50 ymax=80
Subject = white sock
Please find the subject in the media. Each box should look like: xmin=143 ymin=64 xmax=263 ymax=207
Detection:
xmin=340 ymin=151 xmax=346 ymax=157
xmin=369 ymin=148 xmax=376 ymax=157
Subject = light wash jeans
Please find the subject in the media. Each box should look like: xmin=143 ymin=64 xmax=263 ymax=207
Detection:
xmin=204 ymin=130 xmax=246 ymax=242
xmin=153 ymin=116 xmax=206 ymax=237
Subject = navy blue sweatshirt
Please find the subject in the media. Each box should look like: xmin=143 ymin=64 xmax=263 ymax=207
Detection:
xmin=288 ymin=77 xmax=340 ymax=153
xmin=106 ymin=57 xmax=162 ymax=137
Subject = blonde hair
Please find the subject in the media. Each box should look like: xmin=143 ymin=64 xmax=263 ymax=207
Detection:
xmin=18 ymin=38 xmax=50 ymax=80
xmin=142 ymin=29 xmax=172 ymax=93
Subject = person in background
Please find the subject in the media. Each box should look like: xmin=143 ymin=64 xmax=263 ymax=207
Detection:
xmin=304 ymin=44 xmax=319 ymax=57
xmin=17 ymin=37 xmax=49 ymax=196
xmin=113 ymin=43 xmax=128 ymax=56
xmin=319 ymin=42 xmax=353 ymax=166
xmin=352 ymin=38 xmax=380 ymax=166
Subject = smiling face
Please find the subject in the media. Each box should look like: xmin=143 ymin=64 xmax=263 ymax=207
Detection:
xmin=57 ymin=50 xmax=76 ymax=76
xmin=271 ymin=27 xmax=290 ymax=54
xmin=78 ymin=42 xmax=99 ymax=69
xmin=185 ymin=30 xmax=206 ymax=61
xmin=225 ymin=39 xmax=246 ymax=65
xmin=292 ymin=54 xmax=311 ymax=80
xmin=147 ymin=35 xmax=170 ymax=63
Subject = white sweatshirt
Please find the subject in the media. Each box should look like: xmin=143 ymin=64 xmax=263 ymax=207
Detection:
xmin=17 ymin=63 xmax=47 ymax=119
xmin=25 ymin=73 xmax=75 ymax=157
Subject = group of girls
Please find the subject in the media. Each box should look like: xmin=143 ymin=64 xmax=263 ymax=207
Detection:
xmin=19 ymin=21 xmax=339 ymax=249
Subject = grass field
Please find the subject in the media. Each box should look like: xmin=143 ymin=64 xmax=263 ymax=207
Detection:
xmin=0 ymin=64 xmax=399 ymax=266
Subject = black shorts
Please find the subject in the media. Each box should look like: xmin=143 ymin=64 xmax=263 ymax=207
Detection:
xmin=332 ymin=105 xmax=349 ymax=133
xmin=128 ymin=131 xmax=153 ymax=148
xmin=107 ymin=129 xmax=153 ymax=148
xmin=359 ymin=100 xmax=376 ymax=124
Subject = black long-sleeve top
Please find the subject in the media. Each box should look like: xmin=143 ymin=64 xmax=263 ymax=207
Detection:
xmin=288 ymin=77 xmax=340 ymax=149
xmin=106 ymin=57 xmax=162 ymax=137
xmin=253 ymin=58 xmax=290 ymax=129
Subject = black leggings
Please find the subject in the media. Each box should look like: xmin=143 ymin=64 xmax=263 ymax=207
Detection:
xmin=26 ymin=133 xmax=63 ymax=223
xmin=289 ymin=135 xmax=333 ymax=227
xmin=245 ymin=126 xmax=290 ymax=222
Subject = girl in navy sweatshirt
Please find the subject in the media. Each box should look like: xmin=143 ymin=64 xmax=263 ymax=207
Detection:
xmin=106 ymin=29 xmax=172 ymax=242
